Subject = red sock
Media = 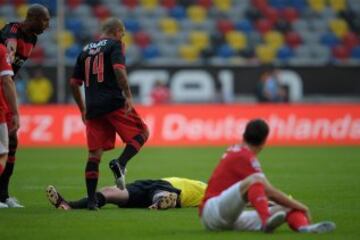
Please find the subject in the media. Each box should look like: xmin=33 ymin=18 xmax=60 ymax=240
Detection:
xmin=248 ymin=182 xmax=270 ymax=226
xmin=286 ymin=210 xmax=310 ymax=231
xmin=0 ymin=164 xmax=4 ymax=176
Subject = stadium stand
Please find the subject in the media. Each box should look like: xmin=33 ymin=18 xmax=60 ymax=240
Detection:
xmin=0 ymin=0 xmax=359 ymax=65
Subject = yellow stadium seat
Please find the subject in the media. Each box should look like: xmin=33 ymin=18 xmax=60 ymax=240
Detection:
xmin=179 ymin=45 xmax=200 ymax=61
xmin=189 ymin=31 xmax=209 ymax=51
xmin=0 ymin=18 xmax=6 ymax=29
xmin=160 ymin=18 xmax=178 ymax=36
xmin=226 ymin=31 xmax=247 ymax=50
xmin=330 ymin=18 xmax=349 ymax=38
xmin=123 ymin=32 xmax=133 ymax=47
xmin=264 ymin=31 xmax=284 ymax=50
xmin=140 ymin=0 xmax=158 ymax=10
xmin=214 ymin=0 xmax=231 ymax=11
xmin=187 ymin=5 xmax=206 ymax=23
xmin=329 ymin=0 xmax=346 ymax=12
xmin=308 ymin=0 xmax=326 ymax=12
xmin=58 ymin=31 xmax=75 ymax=49
xmin=256 ymin=45 xmax=276 ymax=63
xmin=17 ymin=4 xmax=29 ymax=19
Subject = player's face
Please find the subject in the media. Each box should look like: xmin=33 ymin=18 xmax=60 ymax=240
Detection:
xmin=31 ymin=12 xmax=50 ymax=35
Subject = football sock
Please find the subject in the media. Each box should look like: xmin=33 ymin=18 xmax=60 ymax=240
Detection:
xmin=286 ymin=210 xmax=310 ymax=231
xmin=117 ymin=144 xmax=138 ymax=168
xmin=0 ymin=144 xmax=17 ymax=202
xmin=68 ymin=192 xmax=106 ymax=209
xmin=248 ymin=182 xmax=270 ymax=226
xmin=85 ymin=157 xmax=100 ymax=203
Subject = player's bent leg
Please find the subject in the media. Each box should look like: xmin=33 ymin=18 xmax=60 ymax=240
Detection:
xmin=298 ymin=221 xmax=336 ymax=233
xmin=100 ymin=186 xmax=129 ymax=206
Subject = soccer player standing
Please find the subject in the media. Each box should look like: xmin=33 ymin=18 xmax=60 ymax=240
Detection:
xmin=199 ymin=119 xmax=335 ymax=233
xmin=70 ymin=18 xmax=148 ymax=210
xmin=0 ymin=4 xmax=50 ymax=208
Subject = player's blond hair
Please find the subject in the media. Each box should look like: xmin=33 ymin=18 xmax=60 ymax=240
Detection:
xmin=101 ymin=18 xmax=125 ymax=35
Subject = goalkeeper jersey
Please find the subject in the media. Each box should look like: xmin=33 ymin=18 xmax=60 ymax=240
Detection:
xmin=163 ymin=177 xmax=207 ymax=207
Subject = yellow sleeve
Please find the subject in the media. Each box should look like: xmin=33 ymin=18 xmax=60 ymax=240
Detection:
xmin=162 ymin=177 xmax=207 ymax=207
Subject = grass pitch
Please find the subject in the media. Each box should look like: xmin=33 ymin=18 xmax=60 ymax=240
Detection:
xmin=0 ymin=146 xmax=359 ymax=240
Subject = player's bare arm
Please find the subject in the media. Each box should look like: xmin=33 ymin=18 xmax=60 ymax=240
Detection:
xmin=70 ymin=83 xmax=86 ymax=122
xmin=5 ymin=39 xmax=17 ymax=64
xmin=2 ymin=75 xmax=19 ymax=133
xmin=114 ymin=68 xmax=133 ymax=114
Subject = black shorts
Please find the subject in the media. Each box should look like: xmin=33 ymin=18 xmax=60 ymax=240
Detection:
xmin=123 ymin=179 xmax=181 ymax=208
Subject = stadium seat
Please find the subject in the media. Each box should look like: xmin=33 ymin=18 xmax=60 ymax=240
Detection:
xmin=277 ymin=45 xmax=294 ymax=61
xmin=140 ymin=0 xmax=158 ymax=10
xmin=189 ymin=31 xmax=209 ymax=51
xmin=351 ymin=46 xmax=360 ymax=59
xmin=282 ymin=7 xmax=299 ymax=23
xmin=123 ymin=32 xmax=134 ymax=46
xmin=123 ymin=0 xmax=138 ymax=9
xmin=264 ymin=30 xmax=284 ymax=49
xmin=161 ymin=0 xmax=176 ymax=9
xmin=343 ymin=32 xmax=360 ymax=50
xmin=0 ymin=5 xmax=15 ymax=19
xmin=295 ymin=45 xmax=312 ymax=59
xmin=216 ymin=44 xmax=236 ymax=58
xmin=169 ymin=6 xmax=186 ymax=20
xmin=0 ymin=17 xmax=6 ymax=29
xmin=292 ymin=19 xmax=309 ymax=32
xmin=269 ymin=0 xmax=287 ymax=9
xmin=311 ymin=44 xmax=331 ymax=61
xmin=256 ymin=44 xmax=276 ymax=63
xmin=13 ymin=0 xmax=26 ymax=7
xmin=179 ymin=44 xmax=200 ymax=61
xmin=65 ymin=44 xmax=82 ymax=60
xmin=187 ymin=5 xmax=207 ymax=23
xmin=134 ymin=31 xmax=151 ymax=48
xmin=329 ymin=19 xmax=349 ymax=38
xmin=255 ymin=18 xmax=273 ymax=35
xmin=289 ymin=0 xmax=307 ymax=12
xmin=15 ymin=4 xmax=28 ymax=19
xmin=142 ymin=44 xmax=160 ymax=59
xmin=309 ymin=19 xmax=329 ymax=33
xmin=235 ymin=19 xmax=253 ymax=33
xmin=262 ymin=7 xmax=280 ymax=24
xmin=58 ymin=31 xmax=75 ymax=49
xmin=285 ymin=31 xmax=302 ymax=48
xmin=308 ymin=0 xmax=326 ymax=12
xmin=329 ymin=0 xmax=346 ymax=12
xmin=300 ymin=30 xmax=321 ymax=44
xmin=93 ymin=4 xmax=111 ymax=20
xmin=65 ymin=18 xmax=83 ymax=35
xmin=226 ymin=31 xmax=247 ymax=50
xmin=67 ymin=0 xmax=83 ymax=9
xmin=198 ymin=0 xmax=212 ymax=9
xmin=214 ymin=0 xmax=231 ymax=11
xmin=159 ymin=18 xmax=178 ymax=36
xmin=217 ymin=19 xmax=235 ymax=35
xmin=251 ymin=0 xmax=268 ymax=11
xmin=320 ymin=32 xmax=340 ymax=48
xmin=124 ymin=19 xmax=141 ymax=33
xmin=275 ymin=19 xmax=291 ymax=33
xmin=332 ymin=44 xmax=350 ymax=60
xmin=29 ymin=46 xmax=45 ymax=63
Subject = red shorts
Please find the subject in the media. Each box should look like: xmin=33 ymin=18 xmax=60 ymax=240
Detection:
xmin=86 ymin=107 xmax=148 ymax=151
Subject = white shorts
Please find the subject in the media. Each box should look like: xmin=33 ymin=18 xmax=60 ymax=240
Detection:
xmin=0 ymin=123 xmax=8 ymax=154
xmin=201 ymin=181 xmax=262 ymax=231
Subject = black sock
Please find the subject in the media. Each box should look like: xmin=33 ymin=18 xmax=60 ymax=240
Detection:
xmin=0 ymin=147 xmax=17 ymax=202
xmin=68 ymin=192 xmax=106 ymax=209
xmin=117 ymin=145 xmax=138 ymax=168
xmin=85 ymin=158 xmax=100 ymax=203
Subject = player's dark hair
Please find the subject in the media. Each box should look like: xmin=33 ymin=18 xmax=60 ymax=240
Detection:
xmin=243 ymin=119 xmax=269 ymax=146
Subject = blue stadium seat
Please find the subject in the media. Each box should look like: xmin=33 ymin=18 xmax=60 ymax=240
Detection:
xmin=277 ymin=45 xmax=294 ymax=60
xmin=216 ymin=44 xmax=235 ymax=58
xmin=269 ymin=0 xmax=287 ymax=9
xmin=235 ymin=19 xmax=253 ymax=33
xmin=65 ymin=44 xmax=82 ymax=60
xmin=65 ymin=18 xmax=83 ymax=34
xmin=169 ymin=5 xmax=186 ymax=20
xmin=351 ymin=46 xmax=360 ymax=59
xmin=320 ymin=32 xmax=340 ymax=48
xmin=142 ymin=44 xmax=160 ymax=59
xmin=124 ymin=19 xmax=141 ymax=33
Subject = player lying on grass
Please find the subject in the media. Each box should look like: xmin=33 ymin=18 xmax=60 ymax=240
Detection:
xmin=199 ymin=118 xmax=336 ymax=233
xmin=46 ymin=177 xmax=206 ymax=210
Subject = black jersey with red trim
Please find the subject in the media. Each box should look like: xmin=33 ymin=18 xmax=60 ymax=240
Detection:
xmin=0 ymin=22 xmax=37 ymax=75
xmin=71 ymin=38 xmax=126 ymax=119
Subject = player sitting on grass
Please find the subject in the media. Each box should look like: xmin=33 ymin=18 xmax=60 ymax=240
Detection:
xmin=199 ymin=118 xmax=336 ymax=233
xmin=46 ymin=177 xmax=206 ymax=210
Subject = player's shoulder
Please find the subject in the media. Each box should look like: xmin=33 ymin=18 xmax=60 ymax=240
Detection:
xmin=1 ymin=22 xmax=20 ymax=34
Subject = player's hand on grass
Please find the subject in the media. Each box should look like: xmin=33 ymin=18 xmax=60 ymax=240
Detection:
xmin=10 ymin=113 xmax=20 ymax=134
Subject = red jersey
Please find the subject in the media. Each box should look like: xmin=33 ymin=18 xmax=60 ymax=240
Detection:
xmin=0 ymin=44 xmax=14 ymax=122
xmin=199 ymin=144 xmax=263 ymax=215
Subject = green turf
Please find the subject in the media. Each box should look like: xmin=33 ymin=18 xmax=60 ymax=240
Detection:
xmin=0 ymin=146 xmax=359 ymax=240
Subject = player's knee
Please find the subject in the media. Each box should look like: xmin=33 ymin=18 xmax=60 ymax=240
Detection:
xmin=248 ymin=173 xmax=266 ymax=185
